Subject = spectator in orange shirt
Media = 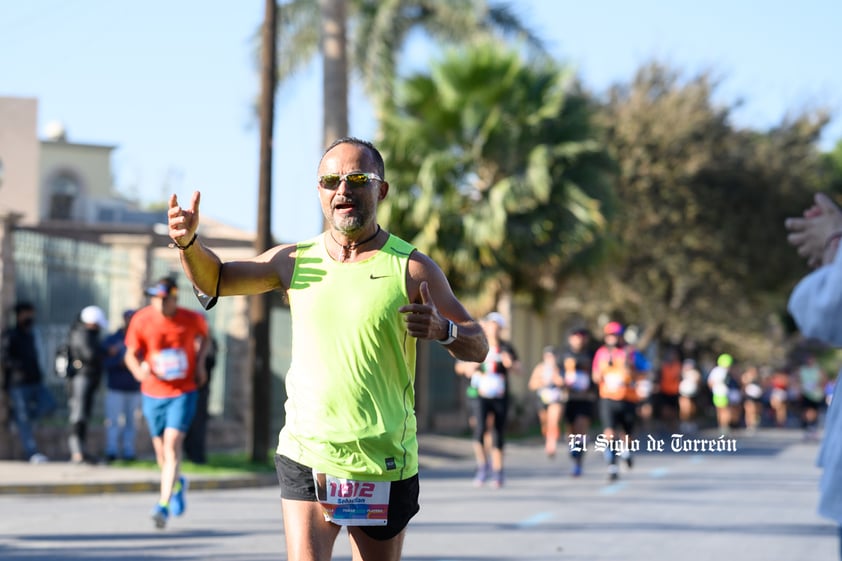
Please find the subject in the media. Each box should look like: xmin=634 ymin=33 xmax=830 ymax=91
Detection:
xmin=655 ymin=347 xmax=682 ymax=435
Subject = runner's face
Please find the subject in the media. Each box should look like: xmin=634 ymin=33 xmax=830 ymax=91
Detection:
xmin=151 ymin=295 xmax=178 ymax=317
xmin=317 ymin=143 xmax=387 ymax=235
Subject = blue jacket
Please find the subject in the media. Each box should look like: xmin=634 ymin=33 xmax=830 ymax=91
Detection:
xmin=102 ymin=328 xmax=140 ymax=392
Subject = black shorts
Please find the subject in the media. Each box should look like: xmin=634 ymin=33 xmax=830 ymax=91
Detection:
xmin=599 ymin=398 xmax=636 ymax=435
xmin=656 ymin=393 xmax=680 ymax=413
xmin=802 ymin=396 xmax=824 ymax=411
xmin=274 ymin=454 xmax=420 ymax=541
xmin=564 ymin=400 xmax=594 ymax=425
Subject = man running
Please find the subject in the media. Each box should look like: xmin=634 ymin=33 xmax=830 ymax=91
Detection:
xmin=558 ymin=327 xmax=595 ymax=477
xmin=124 ymin=277 xmax=210 ymax=529
xmin=168 ymin=137 xmax=488 ymax=561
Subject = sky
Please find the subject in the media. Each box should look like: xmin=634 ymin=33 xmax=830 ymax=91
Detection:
xmin=2 ymin=0 xmax=841 ymax=241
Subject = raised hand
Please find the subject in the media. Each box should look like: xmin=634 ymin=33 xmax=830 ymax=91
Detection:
xmin=168 ymin=191 xmax=201 ymax=247
xmin=785 ymin=193 xmax=842 ymax=268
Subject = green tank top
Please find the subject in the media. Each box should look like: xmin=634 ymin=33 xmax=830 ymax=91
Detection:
xmin=276 ymin=232 xmax=419 ymax=481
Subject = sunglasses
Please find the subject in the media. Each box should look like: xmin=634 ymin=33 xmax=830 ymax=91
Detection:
xmin=318 ymin=172 xmax=382 ymax=190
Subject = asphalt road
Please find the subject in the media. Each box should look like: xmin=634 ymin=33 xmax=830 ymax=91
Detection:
xmin=0 ymin=429 xmax=836 ymax=560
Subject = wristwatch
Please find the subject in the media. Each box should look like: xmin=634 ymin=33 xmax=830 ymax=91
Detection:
xmin=440 ymin=320 xmax=458 ymax=345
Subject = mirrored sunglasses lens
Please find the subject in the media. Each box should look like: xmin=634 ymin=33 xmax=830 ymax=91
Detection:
xmin=320 ymin=175 xmax=341 ymax=189
xmin=346 ymin=173 xmax=369 ymax=185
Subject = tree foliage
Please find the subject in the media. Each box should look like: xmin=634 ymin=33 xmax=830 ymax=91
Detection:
xmin=822 ymin=138 xmax=842 ymax=196
xmin=563 ymin=62 xmax=830 ymax=364
xmin=377 ymin=43 xmax=615 ymax=311
xmin=275 ymin=0 xmax=547 ymax=114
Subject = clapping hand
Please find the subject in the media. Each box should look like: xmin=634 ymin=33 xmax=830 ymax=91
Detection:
xmin=785 ymin=193 xmax=842 ymax=268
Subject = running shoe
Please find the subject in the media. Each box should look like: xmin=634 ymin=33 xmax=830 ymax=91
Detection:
xmin=28 ymin=453 xmax=49 ymax=464
xmin=472 ymin=466 xmax=488 ymax=487
xmin=491 ymin=470 xmax=504 ymax=489
xmin=151 ymin=503 xmax=169 ymax=529
xmin=170 ymin=476 xmax=188 ymax=516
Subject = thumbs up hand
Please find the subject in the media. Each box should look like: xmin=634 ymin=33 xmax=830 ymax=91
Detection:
xmin=399 ymin=281 xmax=448 ymax=341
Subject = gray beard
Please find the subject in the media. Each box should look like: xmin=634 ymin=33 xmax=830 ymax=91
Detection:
xmin=332 ymin=213 xmax=366 ymax=234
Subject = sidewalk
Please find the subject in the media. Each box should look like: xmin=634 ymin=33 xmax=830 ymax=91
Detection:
xmin=0 ymin=434 xmax=475 ymax=496
xmin=0 ymin=460 xmax=279 ymax=495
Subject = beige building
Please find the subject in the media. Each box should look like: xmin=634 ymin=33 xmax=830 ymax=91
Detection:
xmin=0 ymin=95 xmax=259 ymax=460
xmin=0 ymin=96 xmax=174 ymax=230
xmin=0 ymin=97 xmax=40 ymax=224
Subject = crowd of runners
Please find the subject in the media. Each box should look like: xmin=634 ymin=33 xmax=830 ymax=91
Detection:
xmin=458 ymin=318 xmax=836 ymax=485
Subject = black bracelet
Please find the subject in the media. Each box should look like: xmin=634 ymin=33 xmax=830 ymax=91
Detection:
xmin=169 ymin=233 xmax=198 ymax=250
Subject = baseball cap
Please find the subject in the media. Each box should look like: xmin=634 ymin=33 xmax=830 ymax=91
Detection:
xmin=603 ymin=321 xmax=623 ymax=336
xmin=717 ymin=353 xmax=733 ymax=368
xmin=483 ymin=312 xmax=507 ymax=329
xmin=146 ymin=277 xmax=178 ymax=298
xmin=569 ymin=325 xmax=589 ymax=336
xmin=80 ymin=305 xmax=108 ymax=329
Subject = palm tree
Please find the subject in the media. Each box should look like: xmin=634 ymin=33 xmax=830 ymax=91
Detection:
xmin=377 ymin=42 xmax=615 ymax=311
xmin=276 ymin=0 xmax=547 ymax=144
xmin=320 ymin=0 xmax=348 ymax=148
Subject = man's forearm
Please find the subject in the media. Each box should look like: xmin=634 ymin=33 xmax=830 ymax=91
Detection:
xmin=445 ymin=322 xmax=488 ymax=363
xmin=179 ymin=239 xmax=223 ymax=296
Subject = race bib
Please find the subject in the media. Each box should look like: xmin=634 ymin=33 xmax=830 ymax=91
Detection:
xmin=313 ymin=472 xmax=390 ymax=526
xmin=712 ymin=383 xmax=728 ymax=397
xmin=538 ymin=387 xmax=563 ymax=405
xmin=679 ymin=379 xmax=698 ymax=397
xmin=153 ymin=348 xmax=189 ymax=381
xmin=727 ymin=388 xmax=742 ymax=403
xmin=636 ymin=378 xmax=653 ymax=399
xmin=603 ymin=371 xmax=626 ymax=392
xmin=566 ymin=371 xmax=590 ymax=392
xmin=477 ymin=373 xmax=506 ymax=398
xmin=745 ymin=383 xmax=763 ymax=400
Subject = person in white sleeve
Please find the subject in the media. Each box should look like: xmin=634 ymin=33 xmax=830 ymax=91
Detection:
xmin=785 ymin=192 xmax=842 ymax=560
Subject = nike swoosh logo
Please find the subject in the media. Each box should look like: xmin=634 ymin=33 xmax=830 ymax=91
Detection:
xmin=370 ymin=274 xmax=391 ymax=279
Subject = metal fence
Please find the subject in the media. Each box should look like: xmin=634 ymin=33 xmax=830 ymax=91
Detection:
xmin=12 ymin=230 xmax=132 ymax=420
xmin=7 ymin=228 xmax=465 ymax=440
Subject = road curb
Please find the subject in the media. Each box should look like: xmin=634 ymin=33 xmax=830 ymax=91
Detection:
xmin=0 ymin=474 xmax=279 ymax=496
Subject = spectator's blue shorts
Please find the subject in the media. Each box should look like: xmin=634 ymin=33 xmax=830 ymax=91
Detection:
xmin=142 ymin=392 xmax=198 ymax=436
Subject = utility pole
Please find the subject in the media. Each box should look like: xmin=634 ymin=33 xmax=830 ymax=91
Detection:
xmin=250 ymin=0 xmax=277 ymax=463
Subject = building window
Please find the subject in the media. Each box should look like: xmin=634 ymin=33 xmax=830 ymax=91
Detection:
xmin=49 ymin=174 xmax=80 ymax=220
